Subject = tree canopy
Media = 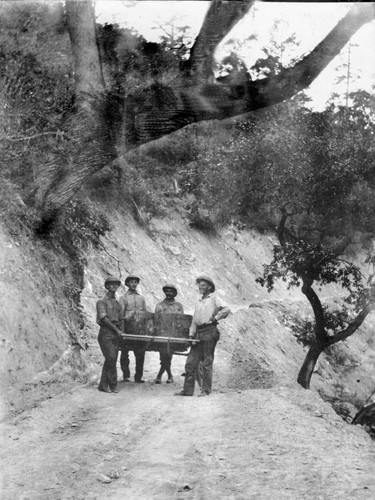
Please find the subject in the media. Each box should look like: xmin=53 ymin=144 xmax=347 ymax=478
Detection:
xmin=1 ymin=0 xmax=374 ymax=227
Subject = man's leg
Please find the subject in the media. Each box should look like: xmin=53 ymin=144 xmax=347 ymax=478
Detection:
xmin=200 ymin=338 xmax=218 ymax=395
xmin=107 ymin=336 xmax=120 ymax=390
xmin=134 ymin=348 xmax=145 ymax=382
xmin=120 ymin=346 xmax=130 ymax=380
xmin=159 ymin=352 xmax=173 ymax=382
xmin=98 ymin=332 xmax=119 ymax=391
xmin=155 ymin=352 xmax=166 ymax=382
xmin=181 ymin=344 xmax=201 ymax=395
xmin=165 ymin=353 xmax=173 ymax=382
xmin=196 ymin=361 xmax=203 ymax=389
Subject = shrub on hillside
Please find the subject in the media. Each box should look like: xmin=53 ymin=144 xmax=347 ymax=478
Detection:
xmin=50 ymin=198 xmax=112 ymax=261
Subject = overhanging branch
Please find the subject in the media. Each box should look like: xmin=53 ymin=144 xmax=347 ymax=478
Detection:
xmin=129 ymin=3 xmax=374 ymax=147
xmin=328 ymin=303 xmax=375 ymax=345
xmin=184 ymin=0 xmax=255 ymax=82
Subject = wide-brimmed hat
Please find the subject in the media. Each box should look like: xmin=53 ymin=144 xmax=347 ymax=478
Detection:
xmin=105 ymin=276 xmax=121 ymax=286
xmin=125 ymin=275 xmax=140 ymax=286
xmin=196 ymin=275 xmax=215 ymax=292
xmin=162 ymin=284 xmax=178 ymax=297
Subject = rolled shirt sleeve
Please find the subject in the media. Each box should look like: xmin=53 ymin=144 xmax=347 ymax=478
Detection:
xmin=214 ymin=295 xmax=231 ymax=321
xmin=96 ymin=295 xmax=123 ymax=327
xmin=96 ymin=299 xmax=108 ymax=325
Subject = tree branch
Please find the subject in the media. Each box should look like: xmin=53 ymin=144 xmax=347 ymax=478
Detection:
xmin=1 ymin=131 xmax=65 ymax=142
xmin=183 ymin=0 xmax=255 ymax=82
xmin=328 ymin=236 xmax=352 ymax=257
xmin=301 ymin=279 xmax=327 ymax=345
xmin=328 ymin=303 xmax=375 ymax=345
xmin=276 ymin=209 xmax=288 ymax=247
xmin=128 ymin=3 xmax=374 ymax=147
xmin=224 ymin=3 xmax=375 ymax=108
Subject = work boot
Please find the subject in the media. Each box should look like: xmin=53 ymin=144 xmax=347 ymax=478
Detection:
xmin=134 ymin=379 xmax=145 ymax=384
xmin=154 ymin=378 xmax=162 ymax=384
xmin=174 ymin=391 xmax=192 ymax=396
xmin=111 ymin=387 xmax=119 ymax=393
xmin=198 ymin=391 xmax=209 ymax=397
xmin=98 ymin=386 xmax=112 ymax=393
xmin=166 ymin=376 xmax=174 ymax=384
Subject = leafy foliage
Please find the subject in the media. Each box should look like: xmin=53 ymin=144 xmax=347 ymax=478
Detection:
xmin=50 ymin=198 xmax=112 ymax=259
xmin=0 ymin=2 xmax=73 ymax=134
xmin=287 ymin=306 xmax=353 ymax=347
xmin=257 ymin=240 xmax=364 ymax=294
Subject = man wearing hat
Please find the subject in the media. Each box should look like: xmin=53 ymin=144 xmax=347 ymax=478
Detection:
xmin=119 ymin=275 xmax=148 ymax=383
xmin=96 ymin=276 xmax=124 ymax=393
xmin=175 ymin=275 xmax=230 ymax=397
xmin=154 ymin=284 xmax=184 ymax=384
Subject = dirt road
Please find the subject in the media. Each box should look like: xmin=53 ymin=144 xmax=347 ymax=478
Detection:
xmin=1 ymin=348 xmax=375 ymax=500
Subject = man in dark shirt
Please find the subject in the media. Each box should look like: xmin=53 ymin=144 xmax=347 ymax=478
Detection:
xmin=96 ymin=276 xmax=124 ymax=393
xmin=154 ymin=284 xmax=184 ymax=384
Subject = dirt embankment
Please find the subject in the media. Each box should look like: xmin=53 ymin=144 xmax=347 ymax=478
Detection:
xmin=0 ymin=223 xmax=96 ymax=420
xmin=82 ymin=210 xmax=375 ymax=409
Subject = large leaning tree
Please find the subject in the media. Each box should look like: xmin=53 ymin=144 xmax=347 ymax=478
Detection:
xmin=26 ymin=0 xmax=374 ymax=228
xmin=258 ymin=211 xmax=375 ymax=389
xmin=255 ymin=95 xmax=375 ymax=390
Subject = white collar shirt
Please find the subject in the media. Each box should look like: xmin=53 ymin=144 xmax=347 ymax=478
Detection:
xmin=189 ymin=292 xmax=231 ymax=337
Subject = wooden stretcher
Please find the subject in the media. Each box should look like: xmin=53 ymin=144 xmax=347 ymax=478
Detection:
xmin=121 ymin=312 xmax=196 ymax=353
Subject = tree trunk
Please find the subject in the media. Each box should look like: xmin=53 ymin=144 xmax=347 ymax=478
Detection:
xmin=65 ymin=0 xmax=105 ymax=106
xmin=29 ymin=1 xmax=112 ymax=227
xmin=297 ymin=340 xmax=326 ymax=389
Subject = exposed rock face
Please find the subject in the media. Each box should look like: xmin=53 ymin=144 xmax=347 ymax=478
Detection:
xmin=0 ymin=223 xmax=92 ymax=419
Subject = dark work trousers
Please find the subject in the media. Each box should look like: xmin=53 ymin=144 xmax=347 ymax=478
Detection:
xmin=98 ymin=328 xmax=119 ymax=390
xmin=157 ymin=351 xmax=173 ymax=378
xmin=183 ymin=330 xmax=219 ymax=395
xmin=120 ymin=347 xmax=145 ymax=382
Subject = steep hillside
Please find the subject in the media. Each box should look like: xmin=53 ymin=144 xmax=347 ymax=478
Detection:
xmin=81 ymin=208 xmax=375 ymax=415
xmin=0 ymin=222 xmax=93 ymax=419
xmin=1 ymin=206 xmax=375 ymax=422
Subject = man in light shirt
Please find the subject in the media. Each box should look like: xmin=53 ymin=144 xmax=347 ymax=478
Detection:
xmin=175 ymin=275 xmax=230 ymax=397
xmin=119 ymin=275 xmax=147 ymax=383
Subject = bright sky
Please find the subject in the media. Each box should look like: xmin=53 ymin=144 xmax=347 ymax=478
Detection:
xmin=95 ymin=1 xmax=375 ymax=110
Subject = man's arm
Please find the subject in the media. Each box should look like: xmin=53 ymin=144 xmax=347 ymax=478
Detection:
xmin=189 ymin=316 xmax=198 ymax=338
xmin=119 ymin=300 xmax=125 ymax=332
xmin=96 ymin=300 xmax=123 ymax=337
xmin=101 ymin=316 xmax=123 ymax=338
xmin=118 ymin=295 xmax=129 ymax=327
xmin=140 ymin=296 xmax=147 ymax=311
xmin=212 ymin=296 xmax=231 ymax=322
